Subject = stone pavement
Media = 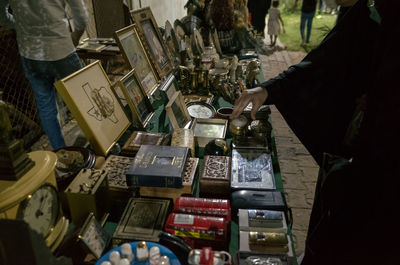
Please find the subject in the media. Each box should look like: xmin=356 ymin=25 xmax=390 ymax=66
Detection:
xmin=259 ymin=39 xmax=319 ymax=255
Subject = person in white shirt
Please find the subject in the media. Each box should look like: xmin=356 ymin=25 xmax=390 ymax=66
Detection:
xmin=0 ymin=0 xmax=88 ymax=149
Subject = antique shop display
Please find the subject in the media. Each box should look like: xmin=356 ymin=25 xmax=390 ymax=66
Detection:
xmin=117 ymin=69 xmax=154 ymax=127
xmin=171 ymin=128 xmax=195 ymax=157
xmin=238 ymin=253 xmax=289 ymax=265
xmin=159 ymin=74 xmax=178 ymax=101
xmin=192 ymin=118 xmax=228 ymax=147
xmin=240 ymin=231 xmax=291 ymax=255
xmin=131 ymin=7 xmax=173 ymax=79
xmin=54 ymin=60 xmax=130 ymax=156
xmin=0 ymin=151 xmax=68 ymax=252
xmin=126 ymin=145 xmax=189 ymax=188
xmin=164 ymin=213 xmax=229 ymax=250
xmin=100 ymin=155 xmax=135 ymax=198
xmin=188 ymin=248 xmax=232 ymax=265
xmin=114 ymin=25 xmax=159 ymax=96
xmin=232 ymin=136 xmax=269 ymax=153
xmin=238 ymin=209 xmax=288 ymax=233
xmin=121 ymin=131 xmax=171 ymax=156
xmin=112 ymin=197 xmax=171 ymax=245
xmin=174 ymin=197 xmax=231 ymax=220
xmin=74 ymin=212 xmax=111 ymax=260
xmin=0 ymin=96 xmax=34 ymax=180
xmin=165 ymin=91 xmax=192 ymax=130
xmin=64 ymin=168 xmax=109 ymax=225
xmin=183 ymin=93 xmax=214 ymax=105
xmin=199 ymin=155 xmax=232 ymax=198
xmin=163 ymin=20 xmax=180 ymax=65
xmin=231 ymin=148 xmax=275 ymax=191
xmin=140 ymin=157 xmax=199 ymax=202
xmin=186 ymin=101 xmax=216 ymax=119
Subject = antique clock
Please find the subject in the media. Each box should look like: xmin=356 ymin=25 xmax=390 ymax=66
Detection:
xmin=0 ymin=150 xmax=69 ymax=252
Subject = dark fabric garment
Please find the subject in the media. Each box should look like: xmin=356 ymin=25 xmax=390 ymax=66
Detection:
xmin=336 ymin=5 xmax=352 ymax=23
xmin=261 ymin=0 xmax=400 ymax=263
xmin=301 ymin=0 xmax=317 ymax=13
xmin=247 ymin=0 xmax=272 ymax=34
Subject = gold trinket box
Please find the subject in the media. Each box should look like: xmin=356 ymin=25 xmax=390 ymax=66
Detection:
xmin=121 ymin=131 xmax=171 ymax=156
xmin=171 ymin=128 xmax=195 ymax=157
xmin=229 ymin=115 xmax=248 ymax=136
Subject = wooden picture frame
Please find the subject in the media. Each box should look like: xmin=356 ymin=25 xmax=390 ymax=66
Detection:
xmin=114 ymin=24 xmax=159 ymax=96
xmin=54 ymin=60 xmax=130 ymax=156
xmin=130 ymin=7 xmax=173 ymax=79
xmin=165 ymin=91 xmax=192 ymax=131
xmin=117 ymin=69 xmax=154 ymax=128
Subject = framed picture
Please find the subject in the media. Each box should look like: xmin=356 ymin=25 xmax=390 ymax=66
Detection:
xmin=159 ymin=74 xmax=178 ymax=101
xmin=165 ymin=91 xmax=192 ymax=131
xmin=117 ymin=69 xmax=154 ymax=128
xmin=54 ymin=60 xmax=131 ymax=156
xmin=114 ymin=25 xmax=159 ymax=96
xmin=131 ymin=7 xmax=173 ymax=79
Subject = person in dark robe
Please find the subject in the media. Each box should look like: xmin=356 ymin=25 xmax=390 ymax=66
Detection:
xmin=247 ymin=0 xmax=272 ymax=37
xmin=231 ymin=1 xmax=400 ymax=264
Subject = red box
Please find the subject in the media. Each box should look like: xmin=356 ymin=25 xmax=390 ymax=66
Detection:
xmin=164 ymin=213 xmax=229 ymax=250
xmin=174 ymin=197 xmax=231 ymax=221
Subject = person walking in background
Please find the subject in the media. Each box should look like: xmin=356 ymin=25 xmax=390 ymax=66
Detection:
xmin=318 ymin=0 xmax=327 ymax=14
xmin=0 ymin=0 xmax=88 ymax=150
xmin=267 ymin=0 xmax=285 ymax=47
xmin=294 ymin=0 xmax=318 ymax=45
xmin=336 ymin=0 xmax=358 ymax=23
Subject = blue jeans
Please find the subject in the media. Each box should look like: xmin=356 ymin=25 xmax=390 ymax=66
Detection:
xmin=21 ymin=52 xmax=82 ymax=149
xmin=300 ymin=11 xmax=315 ymax=43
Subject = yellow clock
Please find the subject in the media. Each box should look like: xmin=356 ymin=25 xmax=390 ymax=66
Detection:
xmin=0 ymin=150 xmax=69 ymax=252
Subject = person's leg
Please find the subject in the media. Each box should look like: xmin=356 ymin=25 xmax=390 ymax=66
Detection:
xmin=21 ymin=57 xmax=66 ymax=149
xmin=52 ymin=52 xmax=83 ymax=80
xmin=305 ymin=12 xmax=315 ymax=43
xmin=300 ymin=12 xmax=306 ymax=45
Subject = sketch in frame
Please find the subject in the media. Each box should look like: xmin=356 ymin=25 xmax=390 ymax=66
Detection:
xmin=114 ymin=24 xmax=159 ymax=96
xmin=159 ymin=74 xmax=178 ymax=101
xmin=117 ymin=69 xmax=154 ymax=128
xmin=54 ymin=60 xmax=130 ymax=156
xmin=165 ymin=91 xmax=192 ymax=131
xmin=130 ymin=7 xmax=173 ymax=79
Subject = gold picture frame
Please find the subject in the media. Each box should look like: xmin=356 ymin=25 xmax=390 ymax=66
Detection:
xmin=54 ymin=60 xmax=131 ymax=156
xmin=114 ymin=24 xmax=159 ymax=96
xmin=117 ymin=69 xmax=154 ymax=128
xmin=165 ymin=91 xmax=192 ymax=131
xmin=130 ymin=7 xmax=173 ymax=79
xmin=192 ymin=118 xmax=228 ymax=147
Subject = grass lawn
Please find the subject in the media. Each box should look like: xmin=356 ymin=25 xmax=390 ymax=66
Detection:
xmin=276 ymin=10 xmax=337 ymax=52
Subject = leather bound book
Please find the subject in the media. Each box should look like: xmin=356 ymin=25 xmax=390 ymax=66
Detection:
xmin=199 ymin=155 xmax=231 ymax=198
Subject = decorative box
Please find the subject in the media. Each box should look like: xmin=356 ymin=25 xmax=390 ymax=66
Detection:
xmin=237 ymin=251 xmax=289 ymax=265
xmin=231 ymin=148 xmax=275 ymax=191
xmin=64 ymin=168 xmax=109 ymax=225
xmin=121 ymin=131 xmax=171 ymax=156
xmin=171 ymin=128 xmax=195 ymax=157
xmin=199 ymin=155 xmax=231 ymax=198
xmin=239 ymin=231 xmax=293 ymax=256
xmin=140 ymin=157 xmax=199 ymax=202
xmin=126 ymin=145 xmax=189 ymax=188
xmin=238 ymin=209 xmax=287 ymax=233
xmin=100 ymin=155 xmax=134 ymax=194
xmin=164 ymin=213 xmax=229 ymax=251
xmin=112 ymin=197 xmax=171 ymax=247
xmin=174 ymin=197 xmax=231 ymax=221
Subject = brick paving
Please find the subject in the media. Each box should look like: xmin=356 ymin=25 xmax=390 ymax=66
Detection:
xmin=259 ymin=40 xmax=319 ymax=255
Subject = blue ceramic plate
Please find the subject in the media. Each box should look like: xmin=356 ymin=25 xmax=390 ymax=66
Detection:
xmin=96 ymin=241 xmax=181 ymax=265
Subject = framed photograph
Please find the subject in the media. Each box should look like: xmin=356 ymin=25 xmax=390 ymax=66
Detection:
xmin=114 ymin=25 xmax=159 ymax=96
xmin=117 ymin=69 xmax=154 ymax=128
xmin=192 ymin=118 xmax=228 ymax=147
xmin=159 ymin=74 xmax=178 ymax=101
xmin=131 ymin=7 xmax=173 ymax=79
xmin=165 ymin=91 xmax=192 ymax=131
xmin=54 ymin=60 xmax=130 ymax=156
